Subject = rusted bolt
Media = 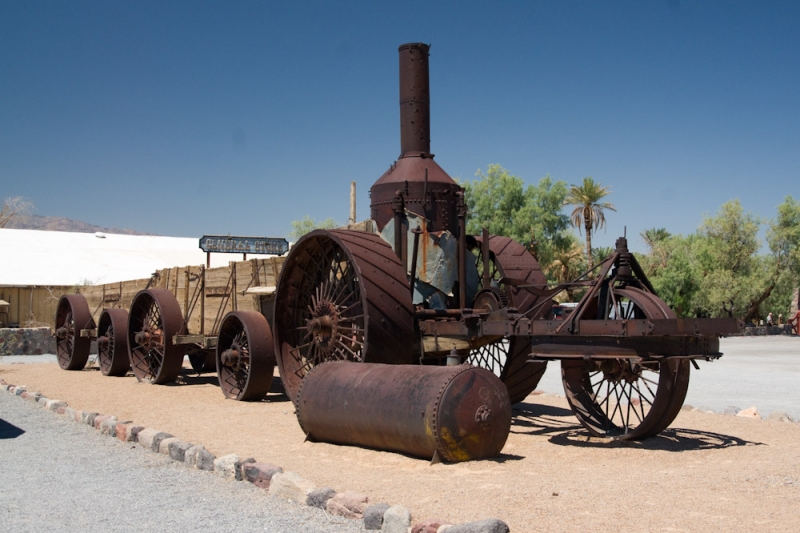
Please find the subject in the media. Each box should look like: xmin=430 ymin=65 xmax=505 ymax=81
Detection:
xmin=134 ymin=331 xmax=151 ymax=346
xmin=475 ymin=405 xmax=493 ymax=427
xmin=220 ymin=348 xmax=240 ymax=369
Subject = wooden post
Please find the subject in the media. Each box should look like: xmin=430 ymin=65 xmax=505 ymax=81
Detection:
xmin=200 ymin=266 xmax=205 ymax=335
xmin=349 ymin=181 xmax=356 ymax=225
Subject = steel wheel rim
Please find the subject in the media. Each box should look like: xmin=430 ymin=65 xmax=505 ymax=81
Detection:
xmin=217 ymin=311 xmax=274 ymax=401
xmin=128 ymin=290 xmax=184 ymax=384
xmin=55 ymin=295 xmax=91 ymax=370
xmin=465 ymin=236 xmax=549 ymax=404
xmin=277 ymin=234 xmax=366 ymax=401
xmin=98 ymin=323 xmax=114 ymax=374
xmin=562 ymin=287 xmax=690 ymax=440
xmin=97 ymin=308 xmax=129 ymax=377
xmin=275 ymin=230 xmax=413 ymax=403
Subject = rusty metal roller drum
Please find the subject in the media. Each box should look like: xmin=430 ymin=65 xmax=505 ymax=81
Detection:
xmin=296 ymin=362 xmax=512 ymax=463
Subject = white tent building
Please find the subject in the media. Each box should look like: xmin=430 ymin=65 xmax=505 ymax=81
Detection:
xmin=0 ymin=228 xmax=277 ymax=287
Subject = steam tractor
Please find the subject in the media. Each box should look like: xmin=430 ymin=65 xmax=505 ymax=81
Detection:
xmin=55 ymin=43 xmax=740 ymax=448
xmin=272 ymin=43 xmax=740 ymax=441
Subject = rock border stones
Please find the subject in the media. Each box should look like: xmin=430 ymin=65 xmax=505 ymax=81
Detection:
xmin=0 ymin=377 xmax=511 ymax=532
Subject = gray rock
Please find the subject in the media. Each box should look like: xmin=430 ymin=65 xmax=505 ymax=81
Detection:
xmin=307 ymin=487 xmax=337 ymax=510
xmin=46 ymin=400 xmax=67 ymax=412
xmin=326 ymin=490 xmax=369 ymax=519
xmin=100 ymin=416 xmax=119 ymax=436
xmin=184 ymin=445 xmax=204 ymax=467
xmin=14 ymin=387 xmax=26 ymax=396
xmin=214 ymin=454 xmax=240 ymax=478
xmin=694 ymin=405 xmax=716 ymax=414
xmin=382 ymin=505 xmax=412 ymax=533
xmin=168 ymin=440 xmax=193 ymax=462
xmin=269 ymin=471 xmax=316 ymax=503
xmin=243 ymin=462 xmax=283 ymax=489
xmin=446 ymin=518 xmax=510 ymax=533
xmin=196 ymin=447 xmax=216 ymax=471
xmin=235 ymin=457 xmax=256 ymax=481
xmin=723 ymin=406 xmax=741 ymax=416
xmin=767 ymin=411 xmax=793 ymax=422
xmin=82 ymin=412 xmax=99 ymax=426
xmin=135 ymin=428 xmax=160 ymax=450
xmin=63 ymin=407 xmax=76 ymax=421
xmin=363 ymin=503 xmax=390 ymax=530
xmin=151 ymin=431 xmax=174 ymax=452
xmin=158 ymin=437 xmax=179 ymax=455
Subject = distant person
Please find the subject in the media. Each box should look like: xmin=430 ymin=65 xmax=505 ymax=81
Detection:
xmin=778 ymin=313 xmax=783 ymax=325
xmin=767 ymin=312 xmax=774 ymax=326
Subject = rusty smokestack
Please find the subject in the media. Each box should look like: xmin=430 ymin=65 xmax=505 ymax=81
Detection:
xmin=370 ymin=43 xmax=462 ymax=236
xmin=399 ymin=43 xmax=431 ymax=157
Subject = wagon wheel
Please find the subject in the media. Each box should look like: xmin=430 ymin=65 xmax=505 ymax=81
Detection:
xmin=97 ymin=308 xmax=130 ymax=376
xmin=216 ymin=311 xmax=275 ymax=401
xmin=274 ymin=229 xmax=414 ymax=403
xmin=55 ymin=294 xmax=93 ymax=370
xmin=127 ymin=289 xmax=186 ymax=384
xmin=561 ymin=287 xmax=691 ymax=440
xmin=466 ymin=236 xmax=551 ymax=404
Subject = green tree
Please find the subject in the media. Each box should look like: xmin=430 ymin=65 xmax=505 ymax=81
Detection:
xmin=761 ymin=195 xmax=800 ymax=318
xmin=592 ymin=246 xmax=614 ymax=268
xmin=638 ymin=198 xmax=800 ymax=321
xmin=564 ymin=177 xmax=616 ymax=273
xmin=460 ymin=164 xmax=572 ymax=269
xmin=289 ymin=215 xmax=338 ymax=240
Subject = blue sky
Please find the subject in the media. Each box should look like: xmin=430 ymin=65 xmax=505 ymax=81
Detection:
xmin=1 ymin=1 xmax=797 ymax=252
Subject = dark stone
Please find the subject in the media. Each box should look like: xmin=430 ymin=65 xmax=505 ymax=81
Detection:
xmin=168 ymin=440 xmax=193 ymax=462
xmin=151 ymin=432 xmax=174 ymax=453
xmin=306 ymin=487 xmax=336 ymax=509
xmin=446 ymin=518 xmax=510 ymax=533
xmin=196 ymin=448 xmax=216 ymax=471
xmin=363 ymin=503 xmax=391 ymax=530
xmin=235 ymin=457 xmax=256 ymax=481
xmin=243 ymin=462 xmax=284 ymax=489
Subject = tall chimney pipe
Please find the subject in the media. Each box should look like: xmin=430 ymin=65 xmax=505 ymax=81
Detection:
xmin=398 ymin=43 xmax=430 ymax=157
xmin=370 ymin=43 xmax=461 ymax=235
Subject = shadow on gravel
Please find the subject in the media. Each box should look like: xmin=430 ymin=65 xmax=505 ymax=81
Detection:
xmin=0 ymin=418 xmax=25 ymax=439
xmin=547 ymin=427 xmax=764 ymax=451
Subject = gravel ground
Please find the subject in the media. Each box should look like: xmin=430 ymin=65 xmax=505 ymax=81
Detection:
xmin=2 ymin=336 xmax=800 ymax=531
xmin=0 ymin=392 xmax=361 ymax=533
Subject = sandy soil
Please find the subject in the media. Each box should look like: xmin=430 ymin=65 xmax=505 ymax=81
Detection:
xmin=3 ymin=362 xmax=799 ymax=532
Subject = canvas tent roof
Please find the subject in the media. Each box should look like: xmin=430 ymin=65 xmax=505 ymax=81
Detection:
xmin=0 ymin=228 xmax=277 ymax=287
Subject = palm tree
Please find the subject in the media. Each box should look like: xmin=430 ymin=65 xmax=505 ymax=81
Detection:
xmin=547 ymin=241 xmax=585 ymax=300
xmin=565 ymin=177 xmax=616 ymax=272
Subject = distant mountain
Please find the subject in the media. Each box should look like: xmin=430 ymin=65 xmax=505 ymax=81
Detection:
xmin=6 ymin=214 xmax=152 ymax=235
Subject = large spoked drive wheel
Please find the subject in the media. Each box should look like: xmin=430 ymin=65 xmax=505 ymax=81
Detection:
xmin=97 ymin=308 xmax=130 ymax=376
xmin=561 ymin=287 xmax=691 ymax=440
xmin=128 ymin=289 xmax=186 ymax=384
xmin=55 ymin=294 xmax=93 ymax=370
xmin=466 ymin=236 xmax=551 ymax=404
xmin=216 ymin=311 xmax=275 ymax=401
xmin=274 ymin=230 xmax=414 ymax=403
